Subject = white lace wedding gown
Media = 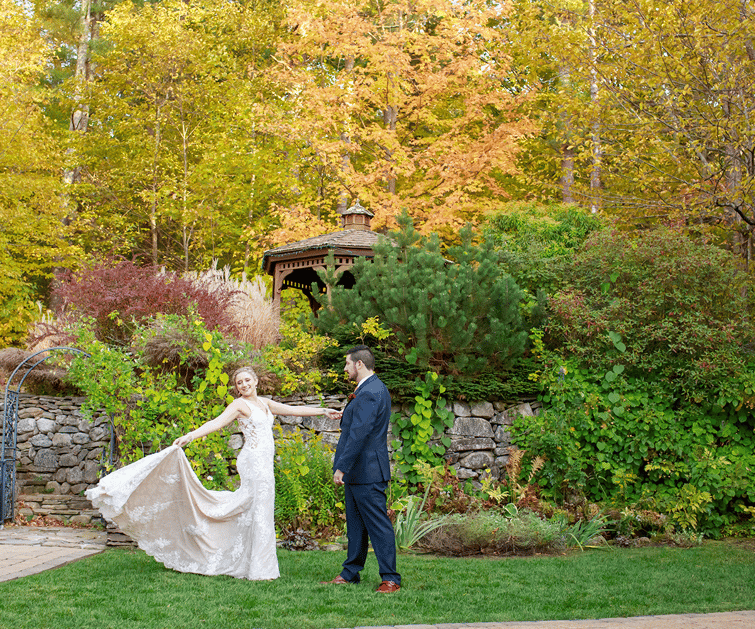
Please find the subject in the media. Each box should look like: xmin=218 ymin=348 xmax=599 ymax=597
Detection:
xmin=86 ymin=400 xmax=279 ymax=580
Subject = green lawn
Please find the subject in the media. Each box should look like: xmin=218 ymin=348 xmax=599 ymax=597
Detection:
xmin=1 ymin=541 xmax=753 ymax=629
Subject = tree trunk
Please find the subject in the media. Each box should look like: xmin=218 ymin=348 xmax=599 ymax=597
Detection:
xmin=244 ymin=174 xmax=256 ymax=275
xmin=382 ymin=65 xmax=398 ymax=196
xmin=150 ymin=106 xmax=162 ymax=266
xmin=181 ymin=117 xmax=191 ymax=272
xmin=52 ymin=0 xmax=97 ymax=312
xmin=558 ymin=65 xmax=575 ymax=203
xmin=588 ymin=0 xmax=601 ymax=214
xmin=337 ymin=56 xmax=355 ymax=214
xmin=65 ymin=0 xmax=97 ymax=187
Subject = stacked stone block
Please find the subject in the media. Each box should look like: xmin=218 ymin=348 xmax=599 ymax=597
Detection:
xmin=276 ymin=395 xmax=540 ymax=483
xmin=5 ymin=393 xmax=539 ymax=521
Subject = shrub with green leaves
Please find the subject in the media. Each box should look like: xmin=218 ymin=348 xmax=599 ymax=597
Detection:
xmin=259 ymin=320 xmax=339 ymax=395
xmin=312 ymin=211 xmax=527 ymax=376
xmin=512 ymin=357 xmax=755 ymax=537
xmin=66 ymin=317 xmax=245 ymax=490
xmin=547 ymin=226 xmax=752 ymax=394
xmin=483 ymin=202 xmax=605 ymax=295
xmin=273 ymin=427 xmax=344 ymax=533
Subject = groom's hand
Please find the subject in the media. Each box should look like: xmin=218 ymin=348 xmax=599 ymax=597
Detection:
xmin=333 ymin=469 xmax=344 ymax=486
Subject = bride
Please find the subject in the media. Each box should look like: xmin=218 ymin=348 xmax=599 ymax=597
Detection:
xmin=86 ymin=367 xmax=341 ymax=581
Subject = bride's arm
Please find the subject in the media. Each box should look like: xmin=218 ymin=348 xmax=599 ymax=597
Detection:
xmin=265 ymin=398 xmax=341 ymax=421
xmin=173 ymin=400 xmax=244 ymax=447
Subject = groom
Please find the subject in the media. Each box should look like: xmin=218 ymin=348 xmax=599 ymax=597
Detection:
xmin=322 ymin=345 xmax=401 ymax=593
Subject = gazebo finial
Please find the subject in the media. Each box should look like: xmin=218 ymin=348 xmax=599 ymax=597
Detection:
xmin=342 ymin=199 xmax=374 ymax=231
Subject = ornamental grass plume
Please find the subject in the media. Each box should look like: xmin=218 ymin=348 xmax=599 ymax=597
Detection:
xmin=186 ymin=262 xmax=279 ymax=349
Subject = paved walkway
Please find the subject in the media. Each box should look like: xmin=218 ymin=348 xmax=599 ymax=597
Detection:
xmin=0 ymin=524 xmax=106 ymax=582
xmin=342 ymin=613 xmax=755 ymax=629
xmin=0 ymin=525 xmax=753 ymax=629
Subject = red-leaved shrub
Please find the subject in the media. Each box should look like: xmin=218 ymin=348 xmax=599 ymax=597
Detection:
xmin=51 ymin=260 xmax=239 ymax=345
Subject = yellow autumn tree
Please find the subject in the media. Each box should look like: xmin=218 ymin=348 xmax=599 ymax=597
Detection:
xmin=68 ymin=0 xmax=302 ymax=274
xmin=0 ymin=0 xmax=73 ymax=345
xmin=513 ymin=0 xmax=755 ymax=257
xmin=275 ymin=0 xmax=535 ymax=234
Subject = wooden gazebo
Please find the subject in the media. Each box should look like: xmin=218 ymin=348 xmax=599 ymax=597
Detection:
xmin=262 ymin=201 xmax=381 ymax=312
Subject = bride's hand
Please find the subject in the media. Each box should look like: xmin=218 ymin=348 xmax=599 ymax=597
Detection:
xmin=173 ymin=433 xmax=193 ymax=447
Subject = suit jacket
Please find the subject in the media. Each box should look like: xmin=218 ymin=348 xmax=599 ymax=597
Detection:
xmin=333 ymin=374 xmax=392 ymax=484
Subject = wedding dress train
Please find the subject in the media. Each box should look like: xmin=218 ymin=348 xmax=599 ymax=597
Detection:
xmin=86 ymin=400 xmax=279 ymax=580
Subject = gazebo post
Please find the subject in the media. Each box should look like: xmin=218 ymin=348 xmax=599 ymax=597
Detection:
xmin=272 ymin=267 xmax=292 ymax=311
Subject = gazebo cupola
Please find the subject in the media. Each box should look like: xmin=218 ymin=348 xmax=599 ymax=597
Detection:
xmin=262 ymin=201 xmax=380 ymax=313
xmin=340 ymin=199 xmax=373 ymax=231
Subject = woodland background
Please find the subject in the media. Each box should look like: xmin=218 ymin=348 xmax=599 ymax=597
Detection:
xmin=4 ymin=0 xmax=755 ymax=338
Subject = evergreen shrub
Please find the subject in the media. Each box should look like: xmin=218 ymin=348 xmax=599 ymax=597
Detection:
xmin=312 ymin=211 xmax=528 ymax=376
xmin=316 ymin=328 xmax=540 ymax=401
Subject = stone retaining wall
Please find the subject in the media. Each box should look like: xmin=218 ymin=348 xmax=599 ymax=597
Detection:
xmin=3 ymin=393 xmax=540 ymax=522
xmin=1 ymin=395 xmax=112 ymax=523
xmin=280 ymin=395 xmax=541 ymax=482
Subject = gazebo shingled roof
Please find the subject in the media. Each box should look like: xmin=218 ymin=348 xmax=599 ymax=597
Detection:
xmin=262 ymin=229 xmax=381 ymax=262
xmin=262 ymin=201 xmax=382 ymax=311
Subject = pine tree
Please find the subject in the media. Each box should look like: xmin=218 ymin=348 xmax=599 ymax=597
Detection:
xmin=313 ymin=212 xmax=527 ymax=375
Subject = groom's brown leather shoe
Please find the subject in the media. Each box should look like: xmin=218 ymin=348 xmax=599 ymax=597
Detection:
xmin=376 ymin=580 xmax=401 ymax=593
xmin=320 ymin=575 xmax=354 ymax=584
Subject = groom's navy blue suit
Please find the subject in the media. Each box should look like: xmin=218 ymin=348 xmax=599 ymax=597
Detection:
xmin=333 ymin=374 xmax=400 ymax=585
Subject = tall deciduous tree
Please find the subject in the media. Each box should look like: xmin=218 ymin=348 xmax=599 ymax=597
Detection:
xmin=71 ymin=0 xmax=296 ymax=272
xmin=276 ymin=0 xmax=534 ymax=234
xmin=509 ymin=0 xmax=609 ymax=208
xmin=0 ymin=0 xmax=73 ymax=345
xmin=514 ymin=0 xmax=755 ymax=254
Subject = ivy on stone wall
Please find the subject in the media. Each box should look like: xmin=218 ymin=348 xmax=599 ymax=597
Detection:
xmin=391 ymin=372 xmax=455 ymax=484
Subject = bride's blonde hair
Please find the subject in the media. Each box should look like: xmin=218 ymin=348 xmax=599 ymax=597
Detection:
xmin=231 ymin=367 xmax=258 ymax=395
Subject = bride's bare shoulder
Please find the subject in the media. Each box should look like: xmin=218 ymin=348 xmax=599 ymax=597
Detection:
xmin=231 ymin=397 xmax=251 ymax=414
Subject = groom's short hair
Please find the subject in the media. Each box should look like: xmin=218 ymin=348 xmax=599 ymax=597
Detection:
xmin=347 ymin=345 xmax=375 ymax=370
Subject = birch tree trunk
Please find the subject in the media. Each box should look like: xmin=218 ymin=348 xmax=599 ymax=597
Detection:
xmin=52 ymin=0 xmax=97 ymax=311
xmin=558 ymin=64 xmax=575 ymax=203
xmin=384 ymin=72 xmax=397 ymax=196
xmin=150 ymin=105 xmax=163 ymax=266
xmin=64 ymin=0 xmax=97 ymax=189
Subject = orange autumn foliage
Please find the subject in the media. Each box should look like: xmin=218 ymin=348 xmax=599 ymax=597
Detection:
xmin=275 ymin=0 xmax=535 ymax=234
xmin=257 ymin=204 xmax=334 ymax=249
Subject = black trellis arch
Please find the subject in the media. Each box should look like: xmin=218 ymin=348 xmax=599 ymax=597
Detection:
xmin=1 ymin=347 xmax=113 ymax=523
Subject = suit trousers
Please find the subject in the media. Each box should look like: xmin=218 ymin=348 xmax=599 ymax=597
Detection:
xmin=340 ymin=481 xmax=400 ymax=584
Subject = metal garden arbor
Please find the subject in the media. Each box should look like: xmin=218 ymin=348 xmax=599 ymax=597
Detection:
xmin=0 ymin=347 xmax=110 ymax=523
